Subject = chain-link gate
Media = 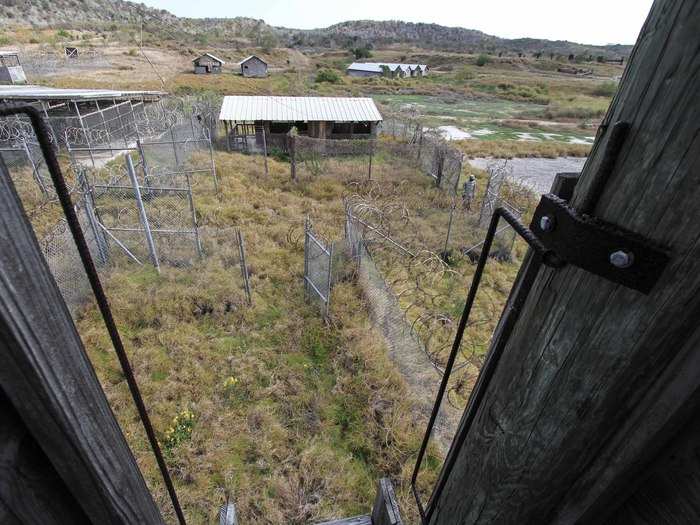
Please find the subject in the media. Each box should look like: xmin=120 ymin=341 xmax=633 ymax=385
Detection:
xmin=303 ymin=218 xmax=334 ymax=318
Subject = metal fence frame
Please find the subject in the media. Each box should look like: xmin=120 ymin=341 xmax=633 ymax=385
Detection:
xmin=303 ymin=217 xmax=334 ymax=318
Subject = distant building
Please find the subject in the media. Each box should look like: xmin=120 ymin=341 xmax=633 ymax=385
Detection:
xmin=0 ymin=52 xmax=27 ymax=85
xmin=346 ymin=62 xmax=428 ymax=78
xmin=65 ymin=47 xmax=79 ymax=59
xmin=192 ymin=53 xmax=225 ymax=74
xmin=219 ymin=95 xmax=382 ymax=151
xmin=238 ymin=55 xmax=267 ymax=78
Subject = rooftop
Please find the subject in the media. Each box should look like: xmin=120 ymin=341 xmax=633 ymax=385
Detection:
xmin=237 ymin=55 xmax=267 ymax=66
xmin=219 ymin=96 xmax=383 ymax=123
xmin=193 ymin=53 xmax=225 ymax=65
xmin=0 ymin=85 xmax=166 ymax=101
xmin=347 ymin=62 xmax=428 ymax=73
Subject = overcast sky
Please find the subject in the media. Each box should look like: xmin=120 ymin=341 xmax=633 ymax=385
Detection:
xmin=139 ymin=0 xmax=654 ymax=46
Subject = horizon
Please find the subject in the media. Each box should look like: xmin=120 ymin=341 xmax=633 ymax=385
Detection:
xmin=138 ymin=0 xmax=654 ymax=46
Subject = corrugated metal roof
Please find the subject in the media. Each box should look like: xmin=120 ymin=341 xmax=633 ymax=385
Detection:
xmin=0 ymin=85 xmax=166 ymax=101
xmin=193 ymin=53 xmax=226 ymax=65
xmin=237 ymin=55 xmax=267 ymax=66
xmin=347 ymin=62 xmax=384 ymax=73
xmin=346 ymin=62 xmax=428 ymax=73
xmin=219 ymin=96 xmax=383 ymax=123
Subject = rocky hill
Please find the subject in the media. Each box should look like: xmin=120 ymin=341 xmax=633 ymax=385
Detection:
xmin=0 ymin=0 xmax=632 ymax=58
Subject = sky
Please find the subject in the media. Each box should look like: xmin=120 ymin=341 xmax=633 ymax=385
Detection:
xmin=139 ymin=0 xmax=655 ymax=46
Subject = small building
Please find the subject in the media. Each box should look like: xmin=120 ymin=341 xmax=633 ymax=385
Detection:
xmin=237 ymin=55 xmax=267 ymax=78
xmin=346 ymin=62 xmax=428 ymax=79
xmin=0 ymin=52 xmax=27 ymax=85
xmin=192 ymin=53 xmax=225 ymax=74
xmin=65 ymin=47 xmax=79 ymax=59
xmin=219 ymin=95 xmax=382 ymax=151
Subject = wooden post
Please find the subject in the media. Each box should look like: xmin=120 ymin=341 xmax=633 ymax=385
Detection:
xmin=371 ymin=478 xmax=403 ymax=525
xmin=0 ymin=157 xmax=163 ymax=523
xmin=429 ymin=2 xmax=700 ymax=523
xmin=262 ymin=123 xmax=269 ymax=177
xmin=368 ymin=140 xmax=374 ymax=181
xmin=289 ymin=131 xmax=297 ymax=181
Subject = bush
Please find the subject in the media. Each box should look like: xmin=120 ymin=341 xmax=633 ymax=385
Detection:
xmin=352 ymin=47 xmax=372 ymax=60
xmin=475 ymin=54 xmax=491 ymax=67
xmin=592 ymin=81 xmax=618 ymax=97
xmin=315 ymin=68 xmax=341 ymax=84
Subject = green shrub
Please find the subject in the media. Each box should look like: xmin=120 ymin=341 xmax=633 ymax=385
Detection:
xmin=475 ymin=54 xmax=491 ymax=67
xmin=352 ymin=47 xmax=372 ymax=60
xmin=315 ymin=68 xmax=341 ymax=84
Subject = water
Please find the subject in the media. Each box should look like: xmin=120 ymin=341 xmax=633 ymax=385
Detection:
xmin=469 ymin=156 xmax=588 ymax=194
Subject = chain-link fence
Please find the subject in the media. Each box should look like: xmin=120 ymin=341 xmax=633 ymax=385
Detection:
xmin=0 ymin=96 xmax=220 ymax=315
xmin=303 ymin=218 xmax=334 ymax=318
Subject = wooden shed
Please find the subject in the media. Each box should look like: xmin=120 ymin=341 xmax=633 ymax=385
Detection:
xmin=192 ymin=53 xmax=225 ymax=74
xmin=238 ymin=55 xmax=267 ymax=78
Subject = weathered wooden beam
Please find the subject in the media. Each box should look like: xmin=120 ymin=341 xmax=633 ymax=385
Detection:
xmin=0 ymin=156 xmax=163 ymax=523
xmin=0 ymin=388 xmax=90 ymax=524
xmin=372 ymin=478 xmax=403 ymax=525
xmin=430 ymin=1 xmax=700 ymax=523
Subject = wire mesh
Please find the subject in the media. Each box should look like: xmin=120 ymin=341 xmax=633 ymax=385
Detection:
xmin=303 ymin=219 xmax=333 ymax=317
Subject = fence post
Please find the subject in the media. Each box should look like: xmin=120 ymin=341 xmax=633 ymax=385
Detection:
xmin=125 ymin=155 xmax=160 ymax=272
xmin=22 ymin=137 xmax=48 ymax=196
xmin=368 ymin=140 xmax=374 ymax=181
xmin=207 ymin=132 xmax=219 ymax=192
xmin=169 ymin=126 xmax=181 ymax=167
xmin=237 ymin=229 xmax=252 ymax=305
xmin=261 ymin=124 xmax=269 ymax=177
xmin=136 ymin=139 xmax=149 ymax=184
xmin=417 ymin=126 xmax=423 ymax=162
xmin=442 ymin=200 xmax=456 ymax=258
xmin=289 ymin=132 xmax=297 ymax=181
xmin=325 ymin=241 xmax=334 ymax=319
xmin=303 ymin=216 xmax=310 ymax=298
xmin=78 ymin=170 xmax=110 ymax=265
xmin=184 ymin=171 xmax=203 ymax=258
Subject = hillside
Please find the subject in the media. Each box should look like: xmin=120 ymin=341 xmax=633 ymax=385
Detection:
xmin=0 ymin=0 xmax=632 ymax=58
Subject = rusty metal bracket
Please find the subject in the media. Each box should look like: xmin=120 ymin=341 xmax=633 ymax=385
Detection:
xmin=531 ymin=194 xmax=670 ymax=294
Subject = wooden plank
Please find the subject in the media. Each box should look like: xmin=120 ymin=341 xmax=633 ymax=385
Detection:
xmin=0 ymin=388 xmax=90 ymax=524
xmin=0 ymin=156 xmax=163 ymax=524
xmin=371 ymin=478 xmax=403 ymax=525
xmin=606 ymin=408 xmax=700 ymax=524
xmin=430 ymin=1 xmax=700 ymax=523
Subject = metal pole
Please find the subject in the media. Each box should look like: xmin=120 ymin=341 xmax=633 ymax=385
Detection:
xmin=290 ymin=133 xmax=297 ymax=181
xmin=303 ymin=217 xmax=310 ymax=298
xmin=78 ymin=170 xmax=110 ymax=265
xmin=207 ymin=133 xmax=219 ymax=192
xmin=136 ymin=139 xmax=149 ymax=184
xmin=325 ymin=241 xmax=334 ymax=319
xmin=443 ymin=201 xmax=456 ymax=257
xmin=237 ymin=229 xmax=252 ymax=305
xmin=22 ymin=138 xmax=48 ymax=195
xmin=184 ymin=171 xmax=203 ymax=258
xmin=170 ymin=126 xmax=180 ymax=167
xmin=368 ymin=140 xmax=374 ymax=181
xmin=125 ymin=155 xmax=159 ymax=272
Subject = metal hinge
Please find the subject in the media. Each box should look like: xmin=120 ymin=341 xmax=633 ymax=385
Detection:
xmin=531 ymin=193 xmax=670 ymax=294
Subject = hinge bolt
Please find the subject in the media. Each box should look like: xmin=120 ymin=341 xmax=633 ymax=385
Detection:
xmin=539 ymin=215 xmax=555 ymax=232
xmin=610 ymin=250 xmax=634 ymax=269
